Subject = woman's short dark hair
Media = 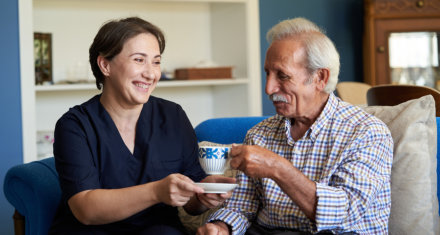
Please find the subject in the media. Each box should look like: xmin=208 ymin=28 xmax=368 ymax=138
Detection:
xmin=89 ymin=17 xmax=165 ymax=90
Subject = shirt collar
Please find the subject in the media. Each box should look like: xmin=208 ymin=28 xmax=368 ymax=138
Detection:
xmin=282 ymin=92 xmax=339 ymax=142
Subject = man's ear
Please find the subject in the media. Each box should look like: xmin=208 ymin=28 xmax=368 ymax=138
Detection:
xmin=315 ymin=68 xmax=329 ymax=91
xmin=97 ymin=55 xmax=110 ymax=77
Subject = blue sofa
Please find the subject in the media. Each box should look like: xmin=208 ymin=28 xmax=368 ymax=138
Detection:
xmin=4 ymin=116 xmax=440 ymax=234
xmin=3 ymin=116 xmax=267 ymax=235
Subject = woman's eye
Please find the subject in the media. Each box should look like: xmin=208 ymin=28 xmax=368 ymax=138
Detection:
xmin=134 ymin=58 xmax=145 ymax=64
xmin=154 ymin=60 xmax=161 ymax=65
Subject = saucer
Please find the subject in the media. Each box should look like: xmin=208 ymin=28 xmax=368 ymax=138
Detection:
xmin=195 ymin=183 xmax=238 ymax=193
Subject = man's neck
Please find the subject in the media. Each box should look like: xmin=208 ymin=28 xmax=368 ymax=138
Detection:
xmin=289 ymin=93 xmax=330 ymax=140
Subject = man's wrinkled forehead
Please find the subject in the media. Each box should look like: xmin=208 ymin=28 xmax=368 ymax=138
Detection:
xmin=265 ymin=39 xmax=307 ymax=68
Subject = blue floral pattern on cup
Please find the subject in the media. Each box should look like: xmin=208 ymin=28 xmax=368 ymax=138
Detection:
xmin=198 ymin=148 xmax=229 ymax=159
xmin=198 ymin=147 xmax=230 ymax=174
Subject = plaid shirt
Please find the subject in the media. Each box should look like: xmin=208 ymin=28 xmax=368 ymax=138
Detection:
xmin=207 ymin=93 xmax=393 ymax=234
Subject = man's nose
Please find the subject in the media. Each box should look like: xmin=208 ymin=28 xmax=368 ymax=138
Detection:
xmin=265 ymin=75 xmax=279 ymax=95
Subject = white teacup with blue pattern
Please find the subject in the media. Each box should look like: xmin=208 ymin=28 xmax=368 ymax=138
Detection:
xmin=198 ymin=146 xmax=231 ymax=175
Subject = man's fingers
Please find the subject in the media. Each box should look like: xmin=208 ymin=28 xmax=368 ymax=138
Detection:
xmin=230 ymin=143 xmax=243 ymax=157
xmin=229 ymin=157 xmax=243 ymax=170
xmin=197 ymin=222 xmax=222 ymax=235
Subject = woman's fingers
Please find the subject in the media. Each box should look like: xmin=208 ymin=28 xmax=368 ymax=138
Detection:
xmin=159 ymin=174 xmax=204 ymax=206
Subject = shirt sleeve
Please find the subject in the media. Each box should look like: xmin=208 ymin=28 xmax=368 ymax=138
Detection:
xmin=206 ymin=172 xmax=259 ymax=235
xmin=314 ymin=123 xmax=393 ymax=233
xmin=206 ymin=135 xmax=260 ymax=235
xmin=53 ymin=113 xmax=100 ymax=201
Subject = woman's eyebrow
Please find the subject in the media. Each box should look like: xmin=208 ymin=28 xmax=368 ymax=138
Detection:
xmin=130 ymin=52 xmax=147 ymax=57
xmin=129 ymin=53 xmax=161 ymax=59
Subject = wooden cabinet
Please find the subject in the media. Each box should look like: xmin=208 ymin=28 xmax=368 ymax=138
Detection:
xmin=19 ymin=0 xmax=262 ymax=162
xmin=363 ymin=0 xmax=440 ymax=87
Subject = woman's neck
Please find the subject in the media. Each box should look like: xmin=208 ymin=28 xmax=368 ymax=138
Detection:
xmin=100 ymin=91 xmax=142 ymax=133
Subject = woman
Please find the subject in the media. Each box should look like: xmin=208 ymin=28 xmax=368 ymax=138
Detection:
xmin=49 ymin=17 xmax=234 ymax=234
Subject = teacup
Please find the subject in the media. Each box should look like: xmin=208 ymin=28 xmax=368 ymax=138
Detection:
xmin=198 ymin=146 xmax=231 ymax=175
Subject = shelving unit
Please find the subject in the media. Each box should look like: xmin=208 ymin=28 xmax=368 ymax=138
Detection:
xmin=35 ymin=78 xmax=249 ymax=91
xmin=19 ymin=0 xmax=262 ymax=162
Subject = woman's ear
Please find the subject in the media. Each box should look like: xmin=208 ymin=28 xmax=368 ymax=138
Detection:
xmin=315 ymin=68 xmax=329 ymax=91
xmin=97 ymin=55 xmax=110 ymax=77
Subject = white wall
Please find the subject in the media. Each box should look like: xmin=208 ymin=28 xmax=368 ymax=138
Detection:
xmin=33 ymin=1 xmax=215 ymax=83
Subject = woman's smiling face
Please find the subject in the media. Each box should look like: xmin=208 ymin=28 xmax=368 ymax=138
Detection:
xmin=102 ymin=33 xmax=161 ymax=106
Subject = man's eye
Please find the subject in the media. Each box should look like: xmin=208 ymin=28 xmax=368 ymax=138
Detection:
xmin=278 ymin=73 xmax=289 ymax=80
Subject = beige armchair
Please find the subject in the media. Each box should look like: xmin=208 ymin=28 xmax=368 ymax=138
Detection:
xmin=335 ymin=81 xmax=371 ymax=105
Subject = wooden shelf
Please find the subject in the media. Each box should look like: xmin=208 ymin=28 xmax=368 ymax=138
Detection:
xmin=39 ymin=0 xmax=248 ymax=3
xmin=35 ymin=78 xmax=248 ymax=92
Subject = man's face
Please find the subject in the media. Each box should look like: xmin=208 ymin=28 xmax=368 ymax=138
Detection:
xmin=264 ymin=38 xmax=321 ymax=119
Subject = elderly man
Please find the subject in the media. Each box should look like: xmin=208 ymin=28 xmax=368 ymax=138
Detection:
xmin=197 ymin=18 xmax=393 ymax=235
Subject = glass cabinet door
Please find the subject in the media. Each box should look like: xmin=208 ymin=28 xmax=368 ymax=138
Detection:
xmin=363 ymin=0 xmax=440 ymax=89
xmin=388 ymin=32 xmax=440 ymax=89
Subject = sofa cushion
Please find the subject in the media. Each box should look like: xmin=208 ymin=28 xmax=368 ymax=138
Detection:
xmin=363 ymin=95 xmax=439 ymax=235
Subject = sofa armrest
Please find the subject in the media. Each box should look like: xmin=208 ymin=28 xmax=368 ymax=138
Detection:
xmin=4 ymin=157 xmax=61 ymax=235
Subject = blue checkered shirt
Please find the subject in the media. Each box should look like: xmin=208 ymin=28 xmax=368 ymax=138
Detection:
xmin=207 ymin=93 xmax=393 ymax=234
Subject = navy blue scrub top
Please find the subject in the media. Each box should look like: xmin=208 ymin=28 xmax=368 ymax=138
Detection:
xmin=50 ymin=95 xmax=206 ymax=234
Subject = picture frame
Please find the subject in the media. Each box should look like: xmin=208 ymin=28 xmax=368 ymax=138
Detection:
xmin=34 ymin=32 xmax=52 ymax=84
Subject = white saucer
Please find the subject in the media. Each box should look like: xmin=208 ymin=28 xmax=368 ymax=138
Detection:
xmin=195 ymin=183 xmax=238 ymax=193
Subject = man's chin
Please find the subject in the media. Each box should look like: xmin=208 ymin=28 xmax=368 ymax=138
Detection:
xmin=273 ymin=103 xmax=292 ymax=116
xmin=274 ymin=107 xmax=286 ymax=116
xmin=273 ymin=101 xmax=289 ymax=109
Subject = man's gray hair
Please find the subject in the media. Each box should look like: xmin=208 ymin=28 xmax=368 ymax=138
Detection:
xmin=266 ymin=18 xmax=340 ymax=94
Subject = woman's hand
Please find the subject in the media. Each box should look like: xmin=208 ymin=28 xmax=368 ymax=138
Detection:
xmin=155 ymin=173 xmax=204 ymax=206
xmin=196 ymin=175 xmax=236 ymax=209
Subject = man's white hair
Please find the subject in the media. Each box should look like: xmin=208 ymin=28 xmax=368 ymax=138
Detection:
xmin=266 ymin=18 xmax=340 ymax=94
